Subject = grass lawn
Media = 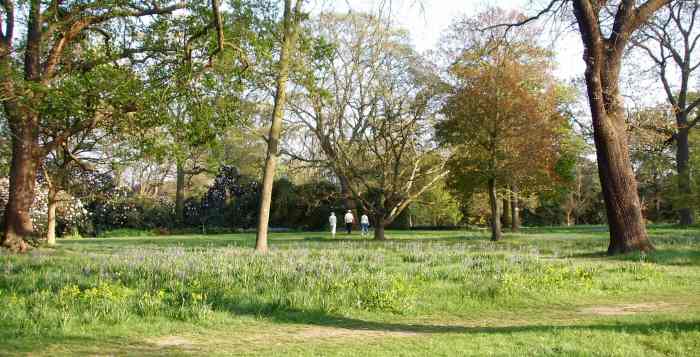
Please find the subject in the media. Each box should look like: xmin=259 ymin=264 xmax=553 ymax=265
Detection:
xmin=1 ymin=226 xmax=699 ymax=356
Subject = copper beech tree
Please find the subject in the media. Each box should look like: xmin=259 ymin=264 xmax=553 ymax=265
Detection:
xmin=438 ymin=9 xmax=567 ymax=242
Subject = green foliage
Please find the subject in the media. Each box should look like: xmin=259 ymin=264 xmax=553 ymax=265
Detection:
xmin=409 ymin=180 xmax=463 ymax=227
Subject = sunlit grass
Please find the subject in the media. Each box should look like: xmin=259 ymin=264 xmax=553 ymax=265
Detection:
xmin=1 ymin=226 xmax=699 ymax=356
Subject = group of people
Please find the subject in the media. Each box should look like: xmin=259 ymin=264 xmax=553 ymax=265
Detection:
xmin=328 ymin=210 xmax=370 ymax=238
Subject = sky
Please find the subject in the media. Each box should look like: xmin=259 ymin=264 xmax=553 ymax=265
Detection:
xmin=314 ymin=0 xmax=587 ymax=81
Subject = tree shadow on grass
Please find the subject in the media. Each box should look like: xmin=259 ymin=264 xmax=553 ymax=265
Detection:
xmin=0 ymin=333 xmax=200 ymax=356
xmin=214 ymin=299 xmax=700 ymax=336
xmin=58 ymin=235 xmax=255 ymax=251
xmin=570 ymin=248 xmax=700 ymax=267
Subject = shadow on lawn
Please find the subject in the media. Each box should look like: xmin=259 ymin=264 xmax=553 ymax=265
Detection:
xmin=59 ymin=235 xmax=254 ymax=250
xmin=217 ymin=301 xmax=700 ymax=336
xmin=570 ymin=248 xmax=700 ymax=267
xmin=1 ymin=333 xmax=204 ymax=356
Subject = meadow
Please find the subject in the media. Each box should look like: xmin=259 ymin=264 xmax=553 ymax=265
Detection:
xmin=1 ymin=226 xmax=699 ymax=356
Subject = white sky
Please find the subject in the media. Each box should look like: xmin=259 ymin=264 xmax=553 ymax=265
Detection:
xmin=314 ymin=0 xmax=587 ymax=81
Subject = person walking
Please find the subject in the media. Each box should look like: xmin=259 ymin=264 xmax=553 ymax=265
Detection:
xmin=344 ymin=210 xmax=354 ymax=234
xmin=360 ymin=213 xmax=370 ymax=237
xmin=329 ymin=212 xmax=337 ymax=238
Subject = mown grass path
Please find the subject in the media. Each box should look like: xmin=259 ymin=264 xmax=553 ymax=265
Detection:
xmin=1 ymin=226 xmax=699 ymax=356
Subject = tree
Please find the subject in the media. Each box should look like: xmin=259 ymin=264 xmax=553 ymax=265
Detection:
xmin=438 ymin=8 xmax=567 ymax=241
xmin=633 ymin=0 xmax=700 ymax=225
xmin=508 ymin=0 xmax=671 ymax=252
xmin=288 ymin=13 xmax=448 ymax=240
xmin=569 ymin=0 xmax=670 ymax=253
xmin=145 ymin=0 xmax=272 ymax=224
xmin=255 ymin=0 xmax=305 ymax=253
xmin=0 ymin=1 xmax=191 ymax=252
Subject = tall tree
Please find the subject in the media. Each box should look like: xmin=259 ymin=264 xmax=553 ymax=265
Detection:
xmin=633 ymin=0 xmax=700 ymax=225
xmin=288 ymin=13 xmax=448 ymax=240
xmin=255 ymin=0 xmax=304 ymax=253
xmin=0 ymin=1 xmax=189 ymax=252
xmin=570 ymin=0 xmax=669 ymax=253
xmin=500 ymin=0 xmax=673 ymax=252
xmin=438 ymin=8 xmax=566 ymax=241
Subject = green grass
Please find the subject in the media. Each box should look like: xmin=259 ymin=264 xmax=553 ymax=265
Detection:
xmin=1 ymin=226 xmax=699 ymax=356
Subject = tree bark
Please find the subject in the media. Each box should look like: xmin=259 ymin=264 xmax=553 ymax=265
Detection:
xmin=175 ymin=161 xmax=186 ymax=224
xmin=46 ymin=185 xmax=57 ymax=246
xmin=255 ymin=0 xmax=302 ymax=253
xmin=571 ymin=0 xmax=662 ymax=254
xmin=487 ymin=178 xmax=501 ymax=241
xmin=676 ymin=127 xmax=694 ymax=226
xmin=511 ymin=183 xmax=520 ymax=232
xmin=2 ymin=114 xmax=40 ymax=252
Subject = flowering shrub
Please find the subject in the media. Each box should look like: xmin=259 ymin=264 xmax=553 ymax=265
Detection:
xmin=139 ymin=195 xmax=176 ymax=229
xmin=88 ymin=187 xmax=141 ymax=233
xmin=56 ymin=193 xmax=91 ymax=237
xmin=87 ymin=188 xmax=176 ymax=234
xmin=200 ymin=165 xmax=260 ymax=229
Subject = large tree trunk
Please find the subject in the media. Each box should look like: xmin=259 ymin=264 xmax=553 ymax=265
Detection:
xmin=676 ymin=127 xmax=694 ymax=226
xmin=572 ymin=0 xmax=661 ymax=255
xmin=591 ymin=112 xmax=652 ymax=254
xmin=46 ymin=185 xmax=57 ymax=246
xmin=2 ymin=115 xmax=40 ymax=252
xmin=175 ymin=161 xmax=185 ymax=224
xmin=255 ymin=0 xmax=302 ymax=253
xmin=487 ymin=178 xmax=501 ymax=241
xmin=511 ymin=184 xmax=520 ymax=232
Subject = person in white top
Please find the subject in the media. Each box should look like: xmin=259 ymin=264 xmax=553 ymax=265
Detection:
xmin=360 ymin=213 xmax=370 ymax=237
xmin=344 ymin=210 xmax=354 ymax=234
xmin=329 ymin=212 xmax=337 ymax=238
